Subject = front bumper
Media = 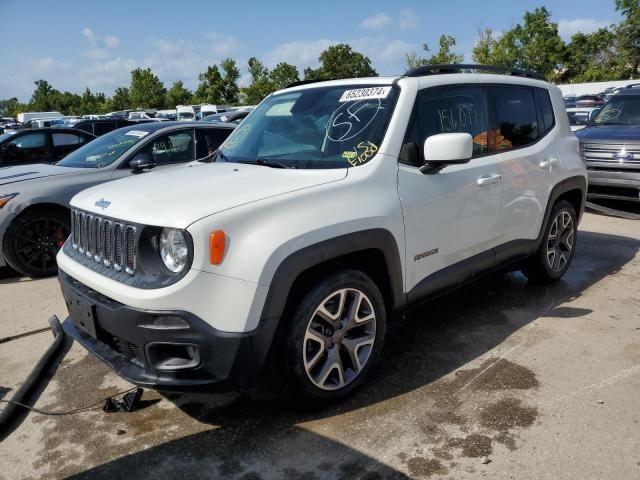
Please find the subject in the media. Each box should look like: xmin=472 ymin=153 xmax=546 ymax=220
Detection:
xmin=59 ymin=271 xmax=277 ymax=392
xmin=587 ymin=169 xmax=640 ymax=202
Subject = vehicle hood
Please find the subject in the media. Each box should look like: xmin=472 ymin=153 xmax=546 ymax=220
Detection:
xmin=576 ymin=125 xmax=640 ymax=143
xmin=0 ymin=164 xmax=84 ymax=187
xmin=71 ymin=162 xmax=349 ymax=228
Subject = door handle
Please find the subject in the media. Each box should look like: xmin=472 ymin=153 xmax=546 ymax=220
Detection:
xmin=477 ymin=174 xmax=502 ymax=186
xmin=539 ymin=158 xmax=559 ymax=168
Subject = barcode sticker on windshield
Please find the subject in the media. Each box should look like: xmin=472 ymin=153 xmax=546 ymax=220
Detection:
xmin=125 ymin=130 xmax=149 ymax=138
xmin=339 ymin=86 xmax=392 ymax=103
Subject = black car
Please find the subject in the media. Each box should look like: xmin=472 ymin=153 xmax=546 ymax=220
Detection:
xmin=71 ymin=119 xmax=156 ymax=137
xmin=576 ymin=87 xmax=640 ymax=203
xmin=0 ymin=128 xmax=96 ymax=168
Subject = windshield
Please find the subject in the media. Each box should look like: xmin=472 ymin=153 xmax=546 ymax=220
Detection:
xmin=217 ymin=84 xmax=398 ymax=169
xmin=56 ymin=128 xmax=151 ymax=168
xmin=178 ymin=112 xmax=195 ymax=120
xmin=592 ymin=96 xmax=640 ymax=126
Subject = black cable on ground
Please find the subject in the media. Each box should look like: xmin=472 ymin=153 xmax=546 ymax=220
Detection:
xmin=0 ymin=327 xmax=51 ymax=345
xmin=0 ymin=387 xmax=138 ymax=416
xmin=0 ymin=316 xmax=66 ymax=438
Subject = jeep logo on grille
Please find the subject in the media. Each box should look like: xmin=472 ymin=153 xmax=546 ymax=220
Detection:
xmin=94 ymin=198 xmax=111 ymax=210
xmin=614 ymin=149 xmax=632 ymax=161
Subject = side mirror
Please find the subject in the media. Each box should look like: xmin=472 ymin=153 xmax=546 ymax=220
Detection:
xmin=420 ymin=133 xmax=473 ymax=174
xmin=129 ymin=153 xmax=156 ymax=172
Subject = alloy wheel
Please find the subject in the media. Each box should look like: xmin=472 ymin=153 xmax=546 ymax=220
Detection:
xmin=303 ymin=288 xmax=377 ymax=391
xmin=546 ymin=211 xmax=574 ymax=273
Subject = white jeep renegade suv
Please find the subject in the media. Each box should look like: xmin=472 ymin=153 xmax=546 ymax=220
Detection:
xmin=57 ymin=65 xmax=586 ymax=402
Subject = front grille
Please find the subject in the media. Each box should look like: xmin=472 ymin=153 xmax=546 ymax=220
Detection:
xmin=71 ymin=209 xmax=137 ymax=275
xmin=581 ymin=143 xmax=640 ymax=170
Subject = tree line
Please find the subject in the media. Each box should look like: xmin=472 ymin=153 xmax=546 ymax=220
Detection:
xmin=1 ymin=0 xmax=638 ymax=118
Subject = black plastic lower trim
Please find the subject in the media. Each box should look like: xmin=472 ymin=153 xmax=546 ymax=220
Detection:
xmin=59 ymin=271 xmax=271 ymax=392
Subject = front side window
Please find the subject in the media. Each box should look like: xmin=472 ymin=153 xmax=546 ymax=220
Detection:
xmin=218 ymin=85 xmax=398 ymax=169
xmin=138 ymin=131 xmax=195 ymax=165
xmin=10 ymin=132 xmax=47 ymax=149
xmin=417 ymin=86 xmax=488 ymax=158
xmin=489 ymin=87 xmax=539 ymax=151
xmin=57 ymin=127 xmax=153 ymax=168
xmin=592 ymin=96 xmax=640 ymax=126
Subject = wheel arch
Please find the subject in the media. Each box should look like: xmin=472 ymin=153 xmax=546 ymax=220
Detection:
xmin=260 ymin=229 xmax=405 ymax=325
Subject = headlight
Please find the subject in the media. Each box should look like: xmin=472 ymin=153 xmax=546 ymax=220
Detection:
xmin=0 ymin=192 xmax=18 ymax=209
xmin=159 ymin=228 xmax=188 ymax=273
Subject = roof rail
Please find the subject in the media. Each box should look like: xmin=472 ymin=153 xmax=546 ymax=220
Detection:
xmin=404 ymin=64 xmax=546 ymax=81
xmin=285 ymin=79 xmax=328 ymax=89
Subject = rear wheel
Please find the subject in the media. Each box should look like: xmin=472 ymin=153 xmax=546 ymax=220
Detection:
xmin=3 ymin=207 xmax=69 ymax=278
xmin=284 ymin=270 xmax=387 ymax=403
xmin=523 ymin=200 xmax=577 ymax=283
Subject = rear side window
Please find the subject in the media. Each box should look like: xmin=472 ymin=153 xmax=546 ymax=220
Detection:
xmin=417 ymin=86 xmax=489 ymax=158
xmin=52 ymin=132 xmax=83 ymax=146
xmin=537 ymin=89 xmax=555 ymax=134
xmin=488 ymin=87 xmax=539 ymax=151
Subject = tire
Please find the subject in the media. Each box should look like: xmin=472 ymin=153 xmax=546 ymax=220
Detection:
xmin=523 ymin=200 xmax=577 ymax=284
xmin=3 ymin=207 xmax=70 ymax=278
xmin=282 ymin=270 xmax=387 ymax=404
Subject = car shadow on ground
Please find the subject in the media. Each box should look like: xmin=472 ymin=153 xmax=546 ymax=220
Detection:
xmin=53 ymin=230 xmax=640 ymax=479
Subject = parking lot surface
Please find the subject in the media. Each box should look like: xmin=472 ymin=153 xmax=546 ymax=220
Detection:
xmin=0 ymin=212 xmax=639 ymax=479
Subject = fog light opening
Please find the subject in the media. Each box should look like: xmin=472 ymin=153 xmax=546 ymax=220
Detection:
xmin=146 ymin=343 xmax=201 ymax=371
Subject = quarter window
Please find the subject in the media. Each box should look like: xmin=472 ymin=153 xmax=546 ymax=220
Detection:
xmin=417 ymin=86 xmax=489 ymax=158
xmin=537 ymin=89 xmax=555 ymax=133
xmin=488 ymin=87 xmax=539 ymax=151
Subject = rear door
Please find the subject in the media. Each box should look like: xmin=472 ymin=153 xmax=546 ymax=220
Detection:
xmin=489 ymin=86 xmax=556 ymax=246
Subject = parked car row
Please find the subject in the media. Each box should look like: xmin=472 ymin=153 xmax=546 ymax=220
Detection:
xmin=6 ymin=68 xmax=638 ymax=404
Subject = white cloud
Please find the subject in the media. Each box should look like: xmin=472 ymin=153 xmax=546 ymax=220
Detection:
xmin=557 ymin=18 xmax=610 ymax=39
xmin=399 ymin=9 xmax=419 ymax=31
xmin=360 ymin=13 xmax=392 ymax=30
xmin=265 ymin=39 xmax=336 ymax=67
xmin=104 ymin=35 xmax=120 ymax=48
xmin=205 ymin=32 xmax=239 ymax=57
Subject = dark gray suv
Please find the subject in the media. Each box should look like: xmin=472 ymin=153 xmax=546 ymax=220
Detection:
xmin=576 ymin=87 xmax=640 ymax=203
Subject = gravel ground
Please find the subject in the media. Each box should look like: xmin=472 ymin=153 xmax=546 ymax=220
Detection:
xmin=0 ymin=211 xmax=639 ymax=480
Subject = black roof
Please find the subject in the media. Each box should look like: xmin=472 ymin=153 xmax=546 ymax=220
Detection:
xmin=2 ymin=127 xmax=97 ymax=137
xmin=114 ymin=121 xmax=237 ymax=134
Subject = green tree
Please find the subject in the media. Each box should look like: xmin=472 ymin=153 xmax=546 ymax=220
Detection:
xmin=194 ymin=65 xmax=224 ymax=104
xmin=405 ymin=35 xmax=463 ymax=70
xmin=110 ymin=87 xmax=130 ymax=111
xmin=471 ymin=8 xmax=565 ymax=80
xmin=614 ymin=0 xmax=640 ymax=77
xmin=129 ymin=67 xmax=167 ymax=109
xmin=166 ymin=81 xmax=193 ymax=107
xmin=564 ymin=29 xmax=619 ymax=82
xmin=29 ymin=80 xmax=58 ymax=111
xmin=242 ymin=57 xmax=274 ymax=105
xmin=270 ymin=62 xmax=300 ymax=90
xmin=220 ymin=58 xmax=241 ymax=104
xmin=0 ymin=98 xmax=20 ymax=117
xmin=304 ymin=44 xmax=377 ymax=80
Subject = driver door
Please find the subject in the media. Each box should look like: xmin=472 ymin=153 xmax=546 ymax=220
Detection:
xmin=397 ymin=85 xmax=504 ymax=300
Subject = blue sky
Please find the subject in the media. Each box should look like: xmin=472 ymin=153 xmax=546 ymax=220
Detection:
xmin=0 ymin=0 xmax=622 ymax=101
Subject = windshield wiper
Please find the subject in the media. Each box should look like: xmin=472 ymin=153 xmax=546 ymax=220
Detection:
xmin=240 ymin=159 xmax=296 ymax=169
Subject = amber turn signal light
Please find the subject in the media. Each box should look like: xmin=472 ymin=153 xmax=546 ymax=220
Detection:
xmin=209 ymin=230 xmax=226 ymax=265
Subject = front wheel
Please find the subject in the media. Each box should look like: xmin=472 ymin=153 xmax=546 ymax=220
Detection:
xmin=284 ymin=270 xmax=387 ymax=403
xmin=523 ymin=200 xmax=577 ymax=283
xmin=3 ymin=208 xmax=69 ymax=278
